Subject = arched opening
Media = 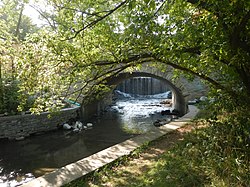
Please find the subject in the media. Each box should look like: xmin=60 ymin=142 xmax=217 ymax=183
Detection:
xmin=82 ymin=72 xmax=187 ymax=119
xmin=107 ymin=72 xmax=186 ymax=115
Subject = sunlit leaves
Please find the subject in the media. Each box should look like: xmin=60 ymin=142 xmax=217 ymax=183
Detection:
xmin=1 ymin=0 xmax=249 ymax=113
xmin=16 ymin=32 xmax=67 ymax=113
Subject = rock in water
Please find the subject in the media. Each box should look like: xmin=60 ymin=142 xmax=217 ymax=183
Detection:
xmin=63 ymin=123 xmax=72 ymax=130
xmin=73 ymin=128 xmax=79 ymax=132
xmin=73 ymin=121 xmax=82 ymax=129
xmin=200 ymin=96 xmax=208 ymax=101
xmin=75 ymin=121 xmax=83 ymax=130
xmin=15 ymin=136 xmax=25 ymax=141
xmin=153 ymin=118 xmax=172 ymax=127
xmin=86 ymin=123 xmax=93 ymax=128
xmin=161 ymin=110 xmax=171 ymax=115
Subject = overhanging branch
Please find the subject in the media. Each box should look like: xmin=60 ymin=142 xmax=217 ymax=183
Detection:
xmin=65 ymin=1 xmax=128 ymax=40
xmin=153 ymin=56 xmax=225 ymax=90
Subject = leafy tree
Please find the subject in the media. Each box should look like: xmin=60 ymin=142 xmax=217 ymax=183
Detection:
xmin=2 ymin=0 xmax=249 ymax=113
xmin=0 ymin=0 xmax=39 ymax=114
xmin=0 ymin=0 xmax=38 ymax=40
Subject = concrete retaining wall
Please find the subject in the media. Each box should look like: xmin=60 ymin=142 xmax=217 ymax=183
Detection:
xmin=0 ymin=107 xmax=79 ymax=140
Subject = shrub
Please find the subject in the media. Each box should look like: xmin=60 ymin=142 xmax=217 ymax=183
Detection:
xmin=0 ymin=80 xmax=34 ymax=115
xmin=0 ymin=80 xmax=20 ymax=115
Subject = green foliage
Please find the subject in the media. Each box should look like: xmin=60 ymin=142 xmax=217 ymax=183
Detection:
xmin=161 ymin=117 xmax=249 ymax=186
xmin=78 ymin=0 xmax=249 ymax=105
xmin=0 ymin=0 xmax=40 ymax=114
xmin=130 ymin=104 xmax=250 ymax=186
xmin=0 ymin=0 xmax=38 ymax=40
xmin=0 ymin=80 xmax=34 ymax=114
xmin=1 ymin=0 xmax=250 ymax=114
xmin=0 ymin=81 xmax=19 ymax=114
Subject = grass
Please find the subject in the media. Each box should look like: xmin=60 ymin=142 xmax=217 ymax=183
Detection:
xmin=64 ymin=108 xmax=250 ymax=187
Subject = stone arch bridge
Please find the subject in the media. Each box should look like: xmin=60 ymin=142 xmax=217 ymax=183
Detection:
xmin=81 ymin=66 xmax=207 ymax=119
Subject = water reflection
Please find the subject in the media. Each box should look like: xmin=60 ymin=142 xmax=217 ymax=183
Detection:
xmin=0 ymin=121 xmax=133 ymax=186
xmin=0 ymin=91 xmax=172 ymax=186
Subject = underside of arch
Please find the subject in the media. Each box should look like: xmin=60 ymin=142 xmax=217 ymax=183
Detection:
xmin=81 ymin=72 xmax=188 ymax=119
xmin=106 ymin=72 xmax=187 ymax=115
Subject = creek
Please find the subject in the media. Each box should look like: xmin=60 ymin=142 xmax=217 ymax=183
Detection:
xmin=0 ymin=90 xmax=172 ymax=187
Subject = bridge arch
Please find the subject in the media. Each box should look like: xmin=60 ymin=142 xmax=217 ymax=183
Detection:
xmin=106 ymin=72 xmax=187 ymax=115
xmin=82 ymin=71 xmax=188 ymax=119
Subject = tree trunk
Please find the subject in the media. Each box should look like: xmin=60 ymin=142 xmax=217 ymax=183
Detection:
xmin=11 ymin=4 xmax=24 ymax=80
xmin=0 ymin=59 xmax=4 ymax=112
xmin=15 ymin=4 xmax=24 ymax=40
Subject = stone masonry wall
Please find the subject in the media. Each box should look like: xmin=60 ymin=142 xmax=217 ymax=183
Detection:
xmin=0 ymin=107 xmax=79 ymax=140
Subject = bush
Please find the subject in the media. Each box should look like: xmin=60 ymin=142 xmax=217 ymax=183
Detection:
xmin=0 ymin=80 xmax=34 ymax=115
xmin=0 ymin=80 xmax=20 ymax=115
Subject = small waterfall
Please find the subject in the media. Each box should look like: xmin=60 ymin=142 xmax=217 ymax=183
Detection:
xmin=116 ymin=77 xmax=170 ymax=96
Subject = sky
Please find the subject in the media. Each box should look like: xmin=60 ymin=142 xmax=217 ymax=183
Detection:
xmin=23 ymin=0 xmax=48 ymax=26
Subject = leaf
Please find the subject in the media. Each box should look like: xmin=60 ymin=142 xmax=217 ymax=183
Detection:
xmin=128 ymin=1 xmax=136 ymax=10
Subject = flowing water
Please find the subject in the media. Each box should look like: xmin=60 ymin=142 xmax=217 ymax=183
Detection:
xmin=0 ymin=91 xmax=172 ymax=187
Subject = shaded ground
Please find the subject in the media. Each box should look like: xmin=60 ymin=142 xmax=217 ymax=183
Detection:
xmin=66 ymin=122 xmax=196 ymax=187
xmin=65 ymin=108 xmax=250 ymax=187
xmin=98 ymin=127 xmax=192 ymax=187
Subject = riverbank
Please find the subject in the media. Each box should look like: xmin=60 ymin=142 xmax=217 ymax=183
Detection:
xmin=67 ymin=121 xmax=197 ymax=187
xmin=65 ymin=106 xmax=250 ymax=187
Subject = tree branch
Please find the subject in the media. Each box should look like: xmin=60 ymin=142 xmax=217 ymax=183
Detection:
xmin=94 ymin=52 xmax=153 ymax=66
xmin=30 ymin=5 xmax=56 ymax=29
xmin=15 ymin=4 xmax=24 ymax=40
xmin=65 ymin=58 xmax=146 ymax=102
xmin=92 ymin=51 xmax=226 ymax=91
xmin=153 ymin=56 xmax=226 ymax=90
xmin=65 ymin=1 xmax=128 ymax=40
xmin=154 ymin=0 xmax=167 ymax=16
xmin=53 ymin=5 xmax=112 ymax=18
